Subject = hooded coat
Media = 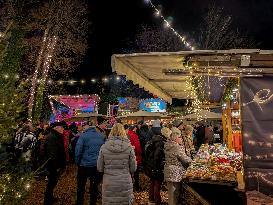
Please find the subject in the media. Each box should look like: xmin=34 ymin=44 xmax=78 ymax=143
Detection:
xmin=97 ymin=136 xmax=137 ymax=205
xmin=164 ymin=141 xmax=192 ymax=182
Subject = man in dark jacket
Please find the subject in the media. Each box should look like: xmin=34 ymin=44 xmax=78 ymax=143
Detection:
xmin=196 ymin=123 xmax=206 ymax=148
xmin=44 ymin=122 xmax=66 ymax=205
xmin=144 ymin=120 xmax=167 ymax=205
xmin=75 ymin=120 xmax=105 ymax=205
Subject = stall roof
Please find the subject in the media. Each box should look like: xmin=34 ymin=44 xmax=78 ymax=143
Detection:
xmin=112 ymin=49 xmax=273 ymax=103
xmin=182 ymin=109 xmax=222 ymax=120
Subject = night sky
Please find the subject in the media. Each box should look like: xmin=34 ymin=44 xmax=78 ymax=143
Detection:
xmin=75 ymin=0 xmax=273 ymax=78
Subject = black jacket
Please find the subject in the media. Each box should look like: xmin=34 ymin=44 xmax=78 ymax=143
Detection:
xmin=44 ymin=129 xmax=66 ymax=170
xmin=144 ymin=132 xmax=166 ymax=180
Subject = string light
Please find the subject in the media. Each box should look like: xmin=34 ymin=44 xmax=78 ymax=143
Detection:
xmin=28 ymin=29 xmax=49 ymax=121
xmin=146 ymin=0 xmax=196 ymax=50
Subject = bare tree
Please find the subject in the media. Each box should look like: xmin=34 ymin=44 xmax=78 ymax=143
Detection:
xmin=198 ymin=3 xmax=255 ymax=49
xmin=134 ymin=24 xmax=185 ymax=52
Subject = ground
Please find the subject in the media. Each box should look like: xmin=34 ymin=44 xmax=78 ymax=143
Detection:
xmin=23 ymin=164 xmax=168 ymax=205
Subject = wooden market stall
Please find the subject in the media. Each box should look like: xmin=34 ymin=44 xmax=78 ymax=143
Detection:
xmin=111 ymin=49 xmax=273 ymax=204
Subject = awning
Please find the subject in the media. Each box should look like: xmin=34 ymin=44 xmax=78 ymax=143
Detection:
xmin=183 ymin=109 xmax=222 ymax=120
xmin=112 ymin=49 xmax=273 ymax=103
xmin=125 ymin=110 xmax=163 ymax=117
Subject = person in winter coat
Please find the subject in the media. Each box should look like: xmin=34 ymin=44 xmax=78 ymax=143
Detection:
xmin=75 ymin=120 xmax=105 ymax=205
xmin=62 ymin=122 xmax=72 ymax=163
xmin=14 ymin=123 xmax=37 ymax=163
xmin=97 ymin=123 xmax=137 ymax=205
xmin=144 ymin=125 xmax=168 ymax=205
xmin=137 ymin=123 xmax=150 ymax=154
xmin=164 ymin=127 xmax=192 ymax=205
xmin=127 ymin=125 xmax=142 ymax=191
xmin=195 ymin=123 xmax=205 ymax=148
xmin=181 ymin=125 xmax=195 ymax=158
xmin=43 ymin=122 xmax=66 ymax=205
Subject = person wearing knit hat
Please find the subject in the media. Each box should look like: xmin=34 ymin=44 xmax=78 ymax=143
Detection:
xmin=164 ymin=127 xmax=192 ymax=205
xmin=152 ymin=119 xmax=161 ymax=128
xmin=161 ymin=127 xmax=172 ymax=139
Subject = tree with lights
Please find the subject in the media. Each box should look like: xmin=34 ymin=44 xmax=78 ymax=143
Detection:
xmin=0 ymin=1 xmax=41 ymax=204
xmin=27 ymin=0 xmax=89 ymax=122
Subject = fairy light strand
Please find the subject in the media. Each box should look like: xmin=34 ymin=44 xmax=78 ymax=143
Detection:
xmin=27 ymin=29 xmax=49 ymax=121
xmin=146 ymin=0 xmax=195 ymax=50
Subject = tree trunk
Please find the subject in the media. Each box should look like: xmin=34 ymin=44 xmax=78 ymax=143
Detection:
xmin=27 ymin=29 xmax=49 ymax=121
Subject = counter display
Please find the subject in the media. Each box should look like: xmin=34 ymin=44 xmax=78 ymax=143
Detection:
xmin=185 ymin=144 xmax=242 ymax=184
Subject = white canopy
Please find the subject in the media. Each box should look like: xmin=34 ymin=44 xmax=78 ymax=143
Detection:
xmin=64 ymin=113 xmax=104 ymax=122
xmin=124 ymin=110 xmax=163 ymax=117
xmin=112 ymin=49 xmax=273 ymax=103
xmin=183 ymin=109 xmax=222 ymax=120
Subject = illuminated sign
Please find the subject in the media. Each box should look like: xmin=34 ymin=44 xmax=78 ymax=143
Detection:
xmin=139 ymin=99 xmax=166 ymax=112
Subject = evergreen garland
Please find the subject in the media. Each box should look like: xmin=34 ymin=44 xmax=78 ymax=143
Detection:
xmin=221 ymin=78 xmax=239 ymax=103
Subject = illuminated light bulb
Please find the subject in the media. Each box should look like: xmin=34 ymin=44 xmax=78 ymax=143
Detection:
xmin=191 ymin=47 xmax=195 ymax=50
xmin=69 ymin=80 xmax=75 ymax=85
xmin=81 ymin=79 xmax=86 ymax=84
xmin=25 ymin=183 xmax=30 ymax=190
xmin=37 ymin=79 xmax=41 ymax=83
xmin=103 ymin=78 xmax=108 ymax=82
xmin=4 ymin=74 xmax=9 ymax=79
xmin=116 ymin=76 xmax=120 ymax=81
xmin=15 ymin=74 xmax=19 ymax=79
xmin=48 ymin=80 xmax=52 ymax=84
xmin=58 ymin=80 xmax=64 ymax=85
xmin=155 ymin=10 xmax=160 ymax=16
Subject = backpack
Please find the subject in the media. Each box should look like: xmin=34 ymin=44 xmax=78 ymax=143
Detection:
xmin=143 ymin=135 xmax=165 ymax=179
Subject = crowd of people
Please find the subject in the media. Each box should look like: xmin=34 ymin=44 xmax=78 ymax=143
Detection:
xmin=9 ymin=118 xmax=223 ymax=205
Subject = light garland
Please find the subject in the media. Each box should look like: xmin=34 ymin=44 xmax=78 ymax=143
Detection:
xmin=19 ymin=75 xmax=123 ymax=85
xmin=27 ymin=29 xmax=49 ymax=121
xmin=145 ymin=0 xmax=195 ymax=50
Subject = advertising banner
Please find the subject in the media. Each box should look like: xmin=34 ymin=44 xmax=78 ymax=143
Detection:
xmin=241 ymin=76 xmax=273 ymax=195
xmin=139 ymin=98 xmax=166 ymax=112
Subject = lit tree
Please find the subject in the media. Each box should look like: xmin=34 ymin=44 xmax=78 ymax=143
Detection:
xmin=27 ymin=0 xmax=89 ymax=122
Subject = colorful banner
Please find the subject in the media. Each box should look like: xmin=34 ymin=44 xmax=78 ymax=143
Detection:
xmin=241 ymin=76 xmax=273 ymax=195
xmin=139 ymin=98 xmax=166 ymax=112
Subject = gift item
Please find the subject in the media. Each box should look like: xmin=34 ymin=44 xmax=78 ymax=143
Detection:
xmin=185 ymin=144 xmax=242 ymax=183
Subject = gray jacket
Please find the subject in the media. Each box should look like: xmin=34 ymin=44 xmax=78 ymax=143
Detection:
xmin=164 ymin=140 xmax=192 ymax=182
xmin=97 ymin=136 xmax=137 ymax=205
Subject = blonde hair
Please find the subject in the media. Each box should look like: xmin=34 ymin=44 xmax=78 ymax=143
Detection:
xmin=161 ymin=127 xmax=172 ymax=138
xmin=171 ymin=127 xmax=181 ymax=136
xmin=109 ymin=123 xmax=127 ymax=138
xmin=185 ymin=125 xmax=193 ymax=133
xmin=170 ymin=127 xmax=181 ymax=141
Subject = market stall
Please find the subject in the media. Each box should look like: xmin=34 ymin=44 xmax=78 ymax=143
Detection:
xmin=111 ymin=49 xmax=273 ymax=203
xmin=183 ymin=143 xmax=244 ymax=204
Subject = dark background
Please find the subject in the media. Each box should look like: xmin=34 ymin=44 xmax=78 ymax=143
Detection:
xmin=76 ymin=0 xmax=273 ymax=78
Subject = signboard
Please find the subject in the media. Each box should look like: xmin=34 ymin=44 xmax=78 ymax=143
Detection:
xmin=241 ymin=76 xmax=273 ymax=195
xmin=49 ymin=95 xmax=100 ymax=121
xmin=139 ymin=98 xmax=166 ymax=112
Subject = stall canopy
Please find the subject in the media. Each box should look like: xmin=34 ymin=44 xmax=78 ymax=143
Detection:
xmin=123 ymin=110 xmax=163 ymax=118
xmin=64 ymin=113 xmax=104 ymax=122
xmin=182 ymin=109 xmax=222 ymax=120
xmin=112 ymin=49 xmax=273 ymax=103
